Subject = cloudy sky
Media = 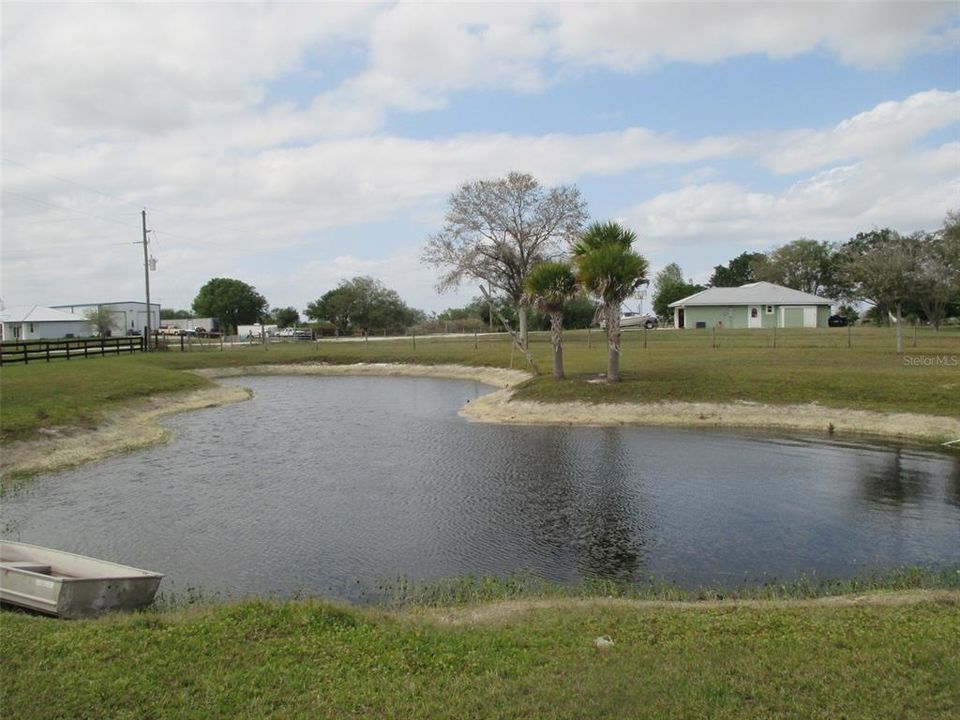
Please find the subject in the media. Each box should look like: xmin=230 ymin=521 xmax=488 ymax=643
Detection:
xmin=2 ymin=2 xmax=957 ymax=316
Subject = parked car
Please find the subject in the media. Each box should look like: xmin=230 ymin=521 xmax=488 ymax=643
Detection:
xmin=828 ymin=315 xmax=849 ymax=327
xmin=621 ymin=312 xmax=659 ymax=330
xmin=599 ymin=312 xmax=658 ymax=330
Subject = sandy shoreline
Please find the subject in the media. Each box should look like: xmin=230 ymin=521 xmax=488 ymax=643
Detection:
xmin=3 ymin=362 xmax=957 ymax=482
xmin=0 ymin=384 xmax=251 ymax=483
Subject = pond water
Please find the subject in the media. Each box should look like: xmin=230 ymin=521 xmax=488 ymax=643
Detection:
xmin=3 ymin=376 xmax=958 ymax=602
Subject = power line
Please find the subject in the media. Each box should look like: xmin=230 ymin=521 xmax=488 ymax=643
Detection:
xmin=1 ymin=189 xmax=139 ymax=229
xmin=1 ymin=155 xmax=141 ymax=210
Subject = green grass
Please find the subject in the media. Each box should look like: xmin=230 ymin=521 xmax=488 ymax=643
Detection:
xmin=2 ymin=591 xmax=958 ymax=719
xmin=0 ymin=357 xmax=210 ymax=439
xmin=3 ymin=327 xmax=957 ymax=440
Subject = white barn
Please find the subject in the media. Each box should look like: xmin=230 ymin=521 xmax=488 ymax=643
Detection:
xmin=0 ymin=305 xmax=92 ymax=341
xmin=51 ymin=301 xmax=160 ymax=337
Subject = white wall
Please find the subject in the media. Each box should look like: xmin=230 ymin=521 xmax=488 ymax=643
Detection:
xmin=52 ymin=303 xmax=160 ymax=335
xmin=4 ymin=320 xmax=92 ymax=339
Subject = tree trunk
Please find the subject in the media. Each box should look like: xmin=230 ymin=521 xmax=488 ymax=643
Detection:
xmin=605 ymin=303 xmax=621 ymax=382
xmin=550 ymin=311 xmax=564 ymax=379
xmin=517 ymin=303 xmax=529 ymax=349
xmin=895 ymin=301 xmax=903 ymax=354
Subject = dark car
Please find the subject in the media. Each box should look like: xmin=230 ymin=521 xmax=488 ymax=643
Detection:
xmin=828 ymin=315 xmax=849 ymax=327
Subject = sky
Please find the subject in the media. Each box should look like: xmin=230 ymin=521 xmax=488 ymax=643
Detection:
xmin=2 ymin=1 xmax=958 ymax=316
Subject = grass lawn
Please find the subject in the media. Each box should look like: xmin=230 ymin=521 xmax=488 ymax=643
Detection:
xmin=2 ymin=326 xmax=958 ymax=439
xmin=2 ymin=593 xmax=958 ymax=719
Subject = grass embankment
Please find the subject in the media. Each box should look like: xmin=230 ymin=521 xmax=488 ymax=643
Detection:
xmin=2 ymin=327 xmax=958 ymax=440
xmin=0 ymin=359 xmax=210 ymax=439
xmin=2 ymin=592 xmax=958 ymax=719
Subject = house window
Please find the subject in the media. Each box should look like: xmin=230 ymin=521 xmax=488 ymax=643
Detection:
xmin=765 ymin=305 xmax=773 ymax=314
xmin=750 ymin=307 xmax=758 ymax=318
xmin=29 ymin=323 xmax=35 ymax=333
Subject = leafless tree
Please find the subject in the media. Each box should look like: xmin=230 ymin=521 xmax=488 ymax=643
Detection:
xmin=422 ymin=172 xmax=587 ymax=347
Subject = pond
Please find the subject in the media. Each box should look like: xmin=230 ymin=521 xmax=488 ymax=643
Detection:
xmin=3 ymin=376 xmax=958 ymax=602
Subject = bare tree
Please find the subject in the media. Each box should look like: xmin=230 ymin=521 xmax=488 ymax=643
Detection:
xmin=84 ymin=306 xmax=117 ymax=337
xmin=422 ymin=172 xmax=587 ymax=347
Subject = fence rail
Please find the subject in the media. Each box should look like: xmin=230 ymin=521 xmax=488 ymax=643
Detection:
xmin=0 ymin=336 xmax=144 ymax=365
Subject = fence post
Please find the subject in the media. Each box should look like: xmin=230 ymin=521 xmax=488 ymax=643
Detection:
xmin=644 ymin=325 xmax=648 ymax=349
xmin=46 ymin=345 xmax=51 ymax=363
xmin=847 ymin=323 xmax=851 ymax=348
xmin=412 ymin=331 xmax=416 ymax=351
xmin=180 ymin=333 xmax=185 ymax=352
xmin=712 ymin=326 xmax=716 ymax=349
xmin=772 ymin=325 xmax=776 ymax=349
xmin=474 ymin=331 xmax=478 ymax=350
xmin=588 ymin=327 xmax=592 ymax=349
xmin=913 ymin=320 xmax=917 ymax=348
xmin=23 ymin=344 xmax=28 ymax=365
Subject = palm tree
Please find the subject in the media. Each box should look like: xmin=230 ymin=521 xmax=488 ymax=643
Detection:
xmin=573 ymin=222 xmax=649 ymax=382
xmin=525 ymin=261 xmax=579 ymax=379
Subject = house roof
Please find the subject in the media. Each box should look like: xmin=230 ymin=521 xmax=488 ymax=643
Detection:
xmin=0 ymin=305 xmax=90 ymax=323
xmin=668 ymin=282 xmax=834 ymax=308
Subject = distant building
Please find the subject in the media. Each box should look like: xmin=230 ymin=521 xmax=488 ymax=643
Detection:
xmin=668 ymin=282 xmax=834 ymax=329
xmin=51 ymin=301 xmax=160 ymax=336
xmin=0 ymin=305 xmax=92 ymax=340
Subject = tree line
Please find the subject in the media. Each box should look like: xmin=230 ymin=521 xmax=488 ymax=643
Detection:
xmin=652 ymin=218 xmax=960 ymax=332
xmin=161 ymin=275 xmax=424 ymax=337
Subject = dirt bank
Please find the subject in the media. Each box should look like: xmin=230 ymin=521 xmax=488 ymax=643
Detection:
xmin=1 ymin=384 xmax=250 ymax=483
xmin=460 ymin=386 xmax=960 ymax=445
xmin=194 ymin=362 xmax=530 ymax=388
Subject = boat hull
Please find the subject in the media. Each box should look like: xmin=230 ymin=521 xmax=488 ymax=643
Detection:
xmin=0 ymin=541 xmax=163 ymax=619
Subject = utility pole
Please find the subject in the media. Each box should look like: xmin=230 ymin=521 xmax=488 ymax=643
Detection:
xmin=142 ymin=209 xmax=152 ymax=350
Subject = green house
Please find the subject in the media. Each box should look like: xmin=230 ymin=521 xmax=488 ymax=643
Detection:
xmin=668 ymin=282 xmax=834 ymax=330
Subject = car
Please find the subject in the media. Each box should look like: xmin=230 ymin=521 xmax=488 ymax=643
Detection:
xmin=828 ymin=315 xmax=849 ymax=327
xmin=621 ymin=312 xmax=659 ymax=330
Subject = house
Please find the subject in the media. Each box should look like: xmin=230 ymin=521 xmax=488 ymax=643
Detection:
xmin=668 ymin=282 xmax=834 ymax=329
xmin=50 ymin=301 xmax=160 ymax=337
xmin=0 ymin=305 xmax=92 ymax=341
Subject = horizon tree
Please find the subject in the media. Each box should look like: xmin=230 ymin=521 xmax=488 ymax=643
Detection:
xmin=422 ymin=171 xmax=587 ymax=348
xmin=306 ymin=276 xmax=422 ymax=335
xmin=652 ymin=263 xmax=704 ymax=320
xmin=192 ymin=278 xmax=267 ymax=335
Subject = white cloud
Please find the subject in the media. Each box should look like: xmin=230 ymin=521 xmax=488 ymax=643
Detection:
xmin=626 ymin=143 xmax=960 ymax=251
xmin=763 ymin=90 xmax=960 ymax=173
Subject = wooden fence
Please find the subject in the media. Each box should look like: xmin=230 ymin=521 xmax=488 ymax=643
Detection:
xmin=0 ymin=336 xmax=144 ymax=365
